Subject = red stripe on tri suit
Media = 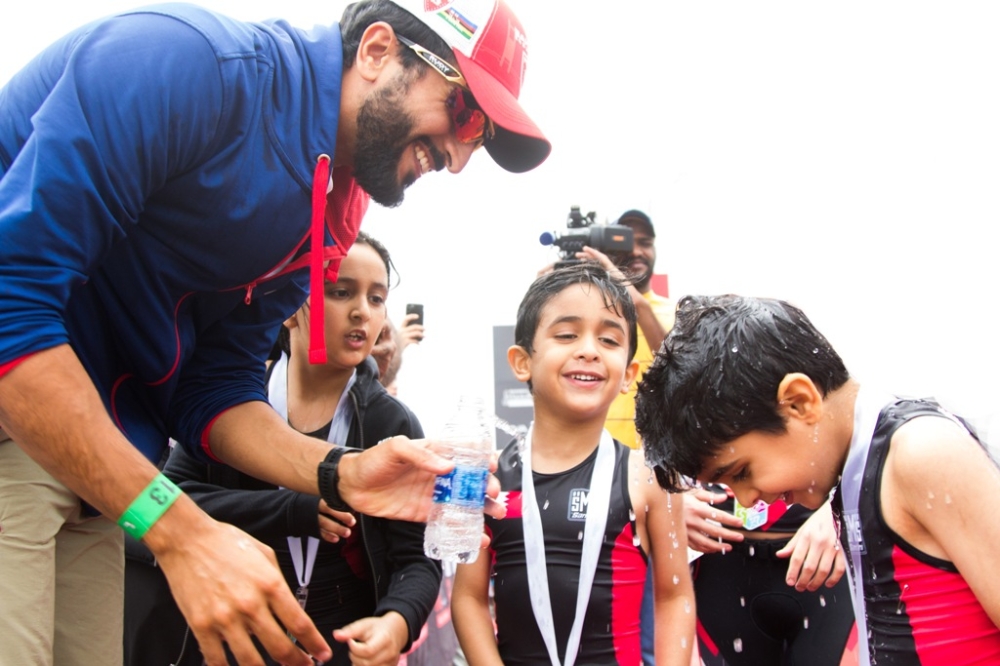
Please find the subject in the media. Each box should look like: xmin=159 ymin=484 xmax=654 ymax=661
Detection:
xmin=890 ymin=543 xmax=1000 ymax=664
xmin=609 ymin=521 xmax=645 ymax=665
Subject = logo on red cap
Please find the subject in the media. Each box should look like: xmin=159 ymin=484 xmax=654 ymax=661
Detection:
xmin=423 ymin=0 xmax=451 ymax=11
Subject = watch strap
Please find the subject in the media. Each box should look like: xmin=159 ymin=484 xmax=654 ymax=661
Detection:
xmin=317 ymin=446 xmax=362 ymax=511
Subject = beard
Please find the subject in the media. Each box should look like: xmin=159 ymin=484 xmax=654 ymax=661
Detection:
xmin=352 ymin=73 xmax=446 ymax=208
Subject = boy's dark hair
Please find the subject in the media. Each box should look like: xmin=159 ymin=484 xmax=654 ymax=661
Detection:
xmin=515 ymin=262 xmax=638 ymax=363
xmin=340 ymin=0 xmax=455 ymax=74
xmin=276 ymin=230 xmax=394 ymax=356
xmin=635 ymin=294 xmax=850 ymax=492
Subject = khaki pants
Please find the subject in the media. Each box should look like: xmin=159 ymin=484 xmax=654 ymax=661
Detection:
xmin=0 ymin=437 xmax=124 ymax=666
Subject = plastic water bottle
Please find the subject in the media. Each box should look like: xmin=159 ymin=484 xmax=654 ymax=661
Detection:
xmin=423 ymin=396 xmax=493 ymax=564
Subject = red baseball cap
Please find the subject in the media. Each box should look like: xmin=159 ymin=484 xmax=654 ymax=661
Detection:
xmin=391 ymin=0 xmax=551 ymax=173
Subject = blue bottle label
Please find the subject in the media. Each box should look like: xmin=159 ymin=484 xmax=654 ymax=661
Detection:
xmin=432 ymin=465 xmax=488 ymax=508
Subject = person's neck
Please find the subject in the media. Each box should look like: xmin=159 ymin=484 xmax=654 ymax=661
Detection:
xmin=528 ymin=405 xmax=607 ymax=474
xmin=825 ymin=378 xmax=862 ymax=474
xmin=285 ymin=352 xmax=354 ymax=433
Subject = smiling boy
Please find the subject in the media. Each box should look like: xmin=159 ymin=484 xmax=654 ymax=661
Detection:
xmin=452 ymin=263 xmax=695 ymax=666
xmin=635 ymin=294 xmax=1000 ymax=665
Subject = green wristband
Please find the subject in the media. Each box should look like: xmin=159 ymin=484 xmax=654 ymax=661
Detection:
xmin=118 ymin=473 xmax=182 ymax=540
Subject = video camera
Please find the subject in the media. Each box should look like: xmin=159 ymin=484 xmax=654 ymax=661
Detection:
xmin=539 ymin=206 xmax=634 ymax=268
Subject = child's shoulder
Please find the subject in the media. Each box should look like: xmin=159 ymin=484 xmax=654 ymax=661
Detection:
xmin=889 ymin=410 xmax=986 ymax=479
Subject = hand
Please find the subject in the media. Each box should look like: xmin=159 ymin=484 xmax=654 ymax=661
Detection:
xmin=776 ymin=501 xmax=845 ymax=591
xmin=574 ymin=246 xmax=623 ymax=277
xmin=333 ymin=612 xmax=408 ymax=666
xmin=683 ymin=487 xmax=745 ymax=553
xmin=337 ymin=436 xmax=505 ymax=523
xmin=399 ymin=313 xmax=425 ymax=348
xmin=575 ymin=246 xmax=647 ymax=306
xmin=318 ymin=499 xmax=356 ymax=543
xmin=370 ymin=321 xmax=397 ymax=379
xmin=152 ymin=511 xmax=330 ymax=665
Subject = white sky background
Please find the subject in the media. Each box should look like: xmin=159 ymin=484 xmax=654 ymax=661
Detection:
xmin=3 ymin=2 xmax=999 ymax=440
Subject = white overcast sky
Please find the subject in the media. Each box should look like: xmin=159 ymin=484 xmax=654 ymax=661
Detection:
xmin=3 ymin=2 xmax=999 ymax=439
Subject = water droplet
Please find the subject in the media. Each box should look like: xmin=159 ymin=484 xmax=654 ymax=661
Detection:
xmin=803 ymin=617 xmax=810 ymax=629
xmin=927 ymin=491 xmax=935 ymax=500
xmin=629 ymin=509 xmax=636 ymax=522
xmin=543 ymin=499 xmax=550 ymax=510
xmin=733 ymin=638 xmax=743 ymax=653
xmin=945 ymin=493 xmax=952 ymax=504
xmin=578 ymin=531 xmax=584 ymax=541
xmin=748 ymin=545 xmax=755 ymax=557
xmin=731 ymin=345 xmax=739 ymax=353
xmin=819 ymin=595 xmax=826 ymax=607
xmin=812 ymin=348 xmax=819 ymax=354
xmin=740 ymin=596 xmax=746 ymax=607
xmin=672 ymin=539 xmax=680 ymax=549
xmin=633 ymin=534 xmax=641 ymax=547
xmin=684 ymin=600 xmax=692 ymax=614
xmin=672 ymin=575 xmax=680 ymax=585
xmin=681 ymin=637 xmax=688 ymax=649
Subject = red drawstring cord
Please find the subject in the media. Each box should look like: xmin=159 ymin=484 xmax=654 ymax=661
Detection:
xmin=309 ymin=155 xmax=331 ymax=364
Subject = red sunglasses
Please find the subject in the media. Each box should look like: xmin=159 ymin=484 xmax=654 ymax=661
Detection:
xmin=397 ymin=35 xmax=496 ymax=147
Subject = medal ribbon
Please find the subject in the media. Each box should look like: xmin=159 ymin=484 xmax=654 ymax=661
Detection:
xmin=520 ymin=424 xmax=614 ymax=666
xmin=269 ymin=352 xmax=356 ymax=609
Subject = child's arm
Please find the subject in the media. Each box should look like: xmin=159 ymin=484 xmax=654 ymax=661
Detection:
xmin=775 ymin=499 xmax=846 ymax=591
xmin=886 ymin=416 xmax=1000 ymax=626
xmin=633 ymin=451 xmax=696 ymax=665
xmin=332 ymin=612 xmax=408 ymax=666
xmin=452 ymin=554 xmax=504 ymax=666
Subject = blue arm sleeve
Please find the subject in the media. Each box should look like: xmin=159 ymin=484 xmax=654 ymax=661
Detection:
xmin=0 ymin=12 xmax=227 ymax=365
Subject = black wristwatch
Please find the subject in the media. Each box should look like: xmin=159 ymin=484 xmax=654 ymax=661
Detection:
xmin=317 ymin=446 xmax=362 ymax=512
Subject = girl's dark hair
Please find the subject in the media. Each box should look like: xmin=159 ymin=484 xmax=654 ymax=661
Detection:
xmin=635 ymin=295 xmax=850 ymax=492
xmin=275 ymin=231 xmax=395 ymax=357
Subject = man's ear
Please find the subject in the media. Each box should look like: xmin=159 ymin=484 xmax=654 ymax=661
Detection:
xmin=507 ymin=345 xmax=532 ymax=383
xmin=776 ymin=373 xmax=823 ymax=424
xmin=355 ymin=22 xmax=397 ymax=83
xmin=620 ymin=359 xmax=640 ymax=394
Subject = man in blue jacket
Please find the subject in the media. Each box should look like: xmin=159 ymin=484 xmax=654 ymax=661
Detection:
xmin=0 ymin=1 xmax=548 ymax=664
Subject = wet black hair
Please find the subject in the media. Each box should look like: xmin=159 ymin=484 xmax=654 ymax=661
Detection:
xmin=514 ymin=262 xmax=638 ymax=365
xmin=340 ymin=0 xmax=455 ymax=74
xmin=276 ymin=230 xmax=394 ymax=356
xmin=634 ymin=294 xmax=850 ymax=492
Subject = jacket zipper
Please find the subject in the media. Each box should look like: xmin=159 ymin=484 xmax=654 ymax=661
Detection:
xmin=350 ymin=389 xmax=381 ymax=605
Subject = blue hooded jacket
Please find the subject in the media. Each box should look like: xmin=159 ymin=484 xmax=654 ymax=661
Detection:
xmin=0 ymin=4 xmax=368 ymax=463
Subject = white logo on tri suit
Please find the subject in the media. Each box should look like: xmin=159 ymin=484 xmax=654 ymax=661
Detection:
xmin=568 ymin=488 xmax=589 ymax=521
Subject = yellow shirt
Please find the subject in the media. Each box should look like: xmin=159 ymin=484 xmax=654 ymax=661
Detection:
xmin=604 ymin=291 xmax=675 ymax=448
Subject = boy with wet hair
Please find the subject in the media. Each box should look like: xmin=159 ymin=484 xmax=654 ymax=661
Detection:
xmin=452 ymin=263 xmax=695 ymax=666
xmin=636 ymin=294 xmax=1000 ymax=664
